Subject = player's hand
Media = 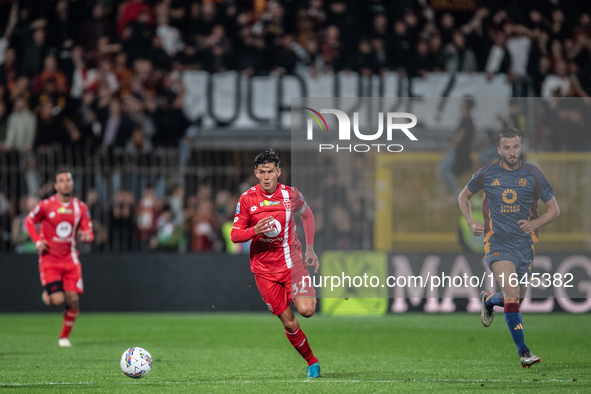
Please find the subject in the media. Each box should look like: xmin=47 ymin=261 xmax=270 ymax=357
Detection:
xmin=518 ymin=219 xmax=538 ymax=234
xmin=80 ymin=231 xmax=92 ymax=243
xmin=304 ymin=245 xmax=319 ymax=274
xmin=254 ymin=216 xmax=275 ymax=235
xmin=35 ymin=240 xmax=48 ymax=254
xmin=470 ymin=221 xmax=484 ymax=236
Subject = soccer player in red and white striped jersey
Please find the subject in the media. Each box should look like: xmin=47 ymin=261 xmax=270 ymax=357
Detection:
xmin=231 ymin=150 xmax=321 ymax=378
xmin=25 ymin=170 xmax=94 ymax=347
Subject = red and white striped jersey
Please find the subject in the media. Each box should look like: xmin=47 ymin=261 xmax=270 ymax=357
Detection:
xmin=232 ymin=183 xmax=307 ymax=274
xmin=25 ymin=195 xmax=93 ymax=263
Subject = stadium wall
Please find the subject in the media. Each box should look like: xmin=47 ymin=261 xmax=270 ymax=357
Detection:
xmin=2 ymin=254 xmax=267 ymax=313
xmin=3 ymin=253 xmax=589 ymax=313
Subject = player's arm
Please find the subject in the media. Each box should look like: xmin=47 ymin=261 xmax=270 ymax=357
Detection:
xmin=24 ymin=203 xmax=48 ymax=253
xmin=294 ymin=191 xmax=319 ymax=273
xmin=458 ymin=186 xmax=484 ymax=236
xmin=230 ymin=196 xmax=273 ymax=243
xmin=518 ymin=197 xmax=560 ymax=234
xmin=79 ymin=205 xmax=95 ymax=243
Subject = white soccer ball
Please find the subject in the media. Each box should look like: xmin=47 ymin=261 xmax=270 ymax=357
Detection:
xmin=120 ymin=347 xmax=152 ymax=378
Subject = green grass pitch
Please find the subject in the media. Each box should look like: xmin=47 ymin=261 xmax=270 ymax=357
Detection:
xmin=0 ymin=312 xmax=589 ymax=392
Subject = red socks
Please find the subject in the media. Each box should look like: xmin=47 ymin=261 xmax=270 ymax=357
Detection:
xmin=285 ymin=325 xmax=318 ymax=366
xmin=59 ymin=308 xmax=79 ymax=339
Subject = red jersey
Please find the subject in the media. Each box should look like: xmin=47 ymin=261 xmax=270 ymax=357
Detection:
xmin=232 ymin=183 xmax=308 ymax=274
xmin=25 ymin=195 xmax=94 ymax=264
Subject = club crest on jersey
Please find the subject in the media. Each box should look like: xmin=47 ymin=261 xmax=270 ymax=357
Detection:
xmin=56 ymin=221 xmax=73 ymax=238
xmin=519 ymin=178 xmax=528 ymax=187
xmin=260 ymin=200 xmax=280 ymax=207
xmin=283 ymin=200 xmax=291 ymax=210
xmin=264 ymin=219 xmax=282 ymax=238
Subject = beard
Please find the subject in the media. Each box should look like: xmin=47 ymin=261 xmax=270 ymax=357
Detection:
xmin=502 ymin=155 xmax=519 ymax=167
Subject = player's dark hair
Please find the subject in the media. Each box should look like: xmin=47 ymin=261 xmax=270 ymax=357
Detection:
xmin=254 ymin=149 xmax=280 ymax=169
xmin=499 ymin=127 xmax=522 ymax=144
xmin=54 ymin=169 xmax=72 ymax=182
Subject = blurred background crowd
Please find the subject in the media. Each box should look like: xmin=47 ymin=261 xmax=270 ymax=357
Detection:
xmin=1 ymin=0 xmax=591 ymax=254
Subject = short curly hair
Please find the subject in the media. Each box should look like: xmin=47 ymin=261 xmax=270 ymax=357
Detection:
xmin=254 ymin=149 xmax=280 ymax=169
xmin=499 ymin=127 xmax=522 ymax=144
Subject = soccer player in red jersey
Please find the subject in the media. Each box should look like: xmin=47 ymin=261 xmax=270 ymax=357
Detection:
xmin=24 ymin=170 xmax=94 ymax=347
xmin=231 ymin=150 xmax=321 ymax=378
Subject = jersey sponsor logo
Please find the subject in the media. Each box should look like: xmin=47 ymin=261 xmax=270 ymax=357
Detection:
xmin=260 ymin=200 xmax=280 ymax=207
xmin=519 ymin=178 xmax=528 ymax=187
xmin=56 ymin=221 xmax=73 ymax=238
xmin=264 ymin=219 xmax=282 ymax=238
xmin=236 ymin=202 xmax=240 ymax=214
xmin=250 ymin=206 xmax=257 ymax=212
xmin=502 ymin=189 xmax=517 ymax=204
xmin=259 ymin=236 xmax=283 ymax=243
xmin=491 ymin=179 xmax=500 ymax=186
xmin=58 ymin=207 xmax=73 ymax=214
xmin=49 ymin=211 xmax=56 ymax=218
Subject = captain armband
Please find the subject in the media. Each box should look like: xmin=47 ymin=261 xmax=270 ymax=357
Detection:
xmin=297 ymin=201 xmax=308 ymax=216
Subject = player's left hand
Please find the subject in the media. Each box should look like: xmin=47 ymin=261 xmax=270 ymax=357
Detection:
xmin=304 ymin=245 xmax=319 ymax=274
xmin=518 ymin=219 xmax=538 ymax=234
xmin=80 ymin=231 xmax=92 ymax=243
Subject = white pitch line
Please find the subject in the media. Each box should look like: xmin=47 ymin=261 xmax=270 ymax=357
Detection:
xmin=0 ymin=378 xmax=586 ymax=386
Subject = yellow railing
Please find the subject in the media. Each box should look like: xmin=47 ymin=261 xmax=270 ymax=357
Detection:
xmin=374 ymin=152 xmax=591 ymax=252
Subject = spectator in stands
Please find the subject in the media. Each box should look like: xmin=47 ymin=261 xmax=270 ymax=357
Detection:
xmin=429 ymin=32 xmax=445 ymax=71
xmin=444 ymin=31 xmax=477 ymax=73
xmin=137 ymin=186 xmax=160 ymax=251
xmin=11 ymin=195 xmax=39 ymax=253
xmin=32 ymin=55 xmax=68 ymax=95
xmin=46 ymin=0 xmax=77 ymax=54
xmin=122 ymin=10 xmax=154 ymax=64
xmin=110 ymin=190 xmax=136 ymax=252
xmin=542 ymin=59 xmax=572 ymax=98
xmin=485 ymin=31 xmax=511 ymax=80
xmin=149 ymin=36 xmax=173 ymax=71
xmin=118 ymin=0 xmax=154 ymax=39
xmin=191 ymin=199 xmax=218 ymax=252
xmin=3 ymin=95 xmax=36 ymax=152
xmin=150 ymin=204 xmax=184 ymax=251
xmin=102 ymin=98 xmax=134 ymax=149
xmin=439 ymin=98 xmax=476 ymax=201
xmin=506 ymin=24 xmax=532 ymax=96
xmin=353 ymin=38 xmax=375 ymax=77
xmin=389 ymin=20 xmax=412 ymax=74
xmin=80 ymin=3 xmax=114 ymax=52
xmin=532 ymin=56 xmax=552 ymax=97
xmin=19 ymin=25 xmax=49 ymax=78
xmin=34 ymin=100 xmax=68 ymax=149
xmin=155 ymin=13 xmax=184 ymax=58
xmin=322 ymin=25 xmax=344 ymax=72
xmin=0 ymin=187 xmax=14 ymax=251
xmin=206 ymin=40 xmax=234 ymax=74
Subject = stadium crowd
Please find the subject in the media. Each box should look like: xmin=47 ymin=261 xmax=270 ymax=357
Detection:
xmin=1 ymin=0 xmax=591 ymax=253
